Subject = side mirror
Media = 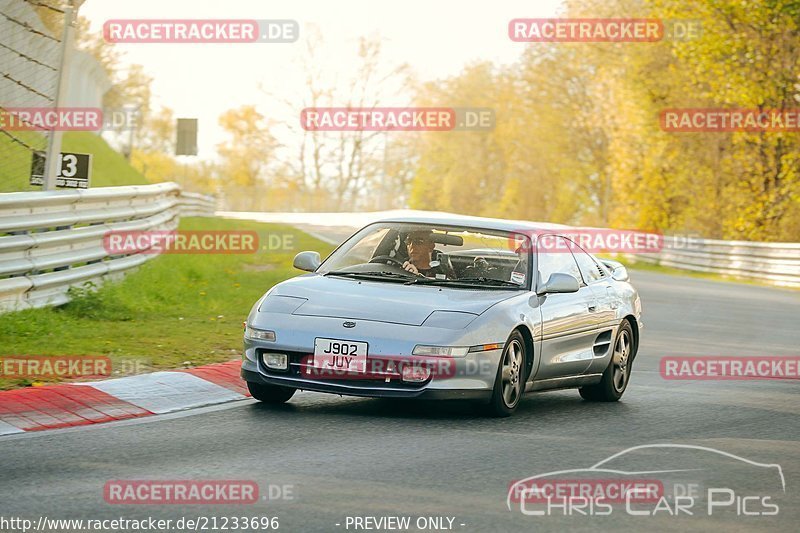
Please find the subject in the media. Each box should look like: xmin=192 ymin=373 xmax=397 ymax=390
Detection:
xmin=611 ymin=265 xmax=629 ymax=282
xmin=537 ymin=273 xmax=580 ymax=295
xmin=293 ymin=251 xmax=321 ymax=272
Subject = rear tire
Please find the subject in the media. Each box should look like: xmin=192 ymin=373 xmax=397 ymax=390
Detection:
xmin=248 ymin=381 xmax=296 ymax=404
xmin=579 ymin=321 xmax=635 ymax=402
xmin=488 ymin=331 xmax=527 ymax=417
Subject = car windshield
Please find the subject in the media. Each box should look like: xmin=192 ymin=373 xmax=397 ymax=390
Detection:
xmin=318 ymin=222 xmax=530 ymax=289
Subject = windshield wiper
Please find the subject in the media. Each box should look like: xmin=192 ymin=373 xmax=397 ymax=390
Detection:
xmin=405 ymin=277 xmax=523 ymax=289
xmin=323 ymin=270 xmax=413 ymax=282
xmin=459 ymin=277 xmax=524 ymax=288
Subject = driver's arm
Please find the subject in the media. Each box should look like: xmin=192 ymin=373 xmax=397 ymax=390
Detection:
xmin=402 ymin=261 xmax=421 ymax=275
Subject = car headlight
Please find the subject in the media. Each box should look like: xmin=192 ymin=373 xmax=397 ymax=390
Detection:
xmin=422 ymin=310 xmax=478 ymax=329
xmin=412 ymin=345 xmax=469 ymax=357
xmin=245 ymin=326 xmax=276 ymax=342
xmin=258 ymin=295 xmax=307 ymax=314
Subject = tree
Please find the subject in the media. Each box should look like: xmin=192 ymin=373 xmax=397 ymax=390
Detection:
xmin=407 ymin=0 xmax=800 ymax=241
xmin=262 ymin=29 xmax=413 ymax=210
xmin=216 ymin=105 xmax=278 ymax=210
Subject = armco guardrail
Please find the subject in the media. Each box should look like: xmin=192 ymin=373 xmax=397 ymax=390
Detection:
xmin=627 ymin=235 xmax=800 ymax=288
xmin=179 ymin=191 xmax=217 ymax=217
xmin=0 ymin=183 xmax=216 ymax=313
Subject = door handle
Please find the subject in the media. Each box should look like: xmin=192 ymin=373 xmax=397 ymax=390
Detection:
xmin=588 ymin=305 xmax=597 ymax=312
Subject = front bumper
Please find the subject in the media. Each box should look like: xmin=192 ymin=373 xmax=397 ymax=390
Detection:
xmin=241 ymin=365 xmax=492 ymax=400
xmin=241 ymin=312 xmax=505 ymax=400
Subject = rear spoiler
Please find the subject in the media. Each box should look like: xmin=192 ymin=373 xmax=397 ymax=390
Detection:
xmin=600 ymin=259 xmax=629 ymax=281
xmin=600 ymin=258 xmax=623 ymax=271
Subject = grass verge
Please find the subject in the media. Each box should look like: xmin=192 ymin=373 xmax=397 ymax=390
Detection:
xmin=0 ymin=217 xmax=334 ymax=389
xmin=0 ymin=131 xmax=150 ymax=192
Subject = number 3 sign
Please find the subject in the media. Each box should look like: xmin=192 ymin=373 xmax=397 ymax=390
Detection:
xmin=29 ymin=151 xmax=92 ymax=189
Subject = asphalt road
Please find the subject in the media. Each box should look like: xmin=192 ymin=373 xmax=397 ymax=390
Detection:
xmin=1 ymin=227 xmax=799 ymax=533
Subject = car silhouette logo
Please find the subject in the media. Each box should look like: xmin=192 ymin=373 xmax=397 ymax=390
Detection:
xmin=506 ymin=443 xmax=786 ymax=512
xmin=343 ymin=321 xmax=356 ymax=328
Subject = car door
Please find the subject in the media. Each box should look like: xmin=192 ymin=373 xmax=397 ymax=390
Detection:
xmin=534 ymin=235 xmax=601 ymax=380
xmin=568 ymin=240 xmax=618 ymax=328
xmin=567 ymin=240 xmax=622 ymax=373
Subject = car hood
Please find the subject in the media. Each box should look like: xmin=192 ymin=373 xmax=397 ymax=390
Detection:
xmin=270 ymin=274 xmax=518 ymax=326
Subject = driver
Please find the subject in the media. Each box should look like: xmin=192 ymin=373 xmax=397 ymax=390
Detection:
xmin=402 ymin=230 xmax=450 ymax=278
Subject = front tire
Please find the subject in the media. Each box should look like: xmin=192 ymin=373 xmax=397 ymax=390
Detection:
xmin=248 ymin=381 xmax=296 ymax=404
xmin=488 ymin=331 xmax=527 ymax=417
xmin=579 ymin=321 xmax=635 ymax=402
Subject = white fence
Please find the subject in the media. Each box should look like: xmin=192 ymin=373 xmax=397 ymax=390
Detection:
xmin=0 ymin=182 xmax=215 ymax=312
xmin=627 ymin=235 xmax=800 ymax=288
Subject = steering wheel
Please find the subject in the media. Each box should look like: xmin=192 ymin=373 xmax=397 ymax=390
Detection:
xmin=369 ymin=255 xmax=406 ymax=268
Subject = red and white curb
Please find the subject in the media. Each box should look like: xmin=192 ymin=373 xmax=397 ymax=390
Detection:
xmin=0 ymin=360 xmax=248 ymax=435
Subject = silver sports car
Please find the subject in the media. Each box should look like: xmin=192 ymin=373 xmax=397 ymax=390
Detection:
xmin=241 ymin=215 xmax=642 ymax=416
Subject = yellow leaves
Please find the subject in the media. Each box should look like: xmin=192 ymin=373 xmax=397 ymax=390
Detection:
xmin=406 ymin=0 xmax=800 ymax=241
xmin=216 ymin=106 xmax=278 ymax=192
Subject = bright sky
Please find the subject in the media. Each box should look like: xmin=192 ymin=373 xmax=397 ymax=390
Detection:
xmin=81 ymin=0 xmax=564 ymax=159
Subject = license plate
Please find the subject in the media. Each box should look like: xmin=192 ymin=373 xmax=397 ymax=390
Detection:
xmin=313 ymin=338 xmax=368 ymax=373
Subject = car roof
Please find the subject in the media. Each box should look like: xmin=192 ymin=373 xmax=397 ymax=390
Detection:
xmin=372 ymin=212 xmax=570 ymax=234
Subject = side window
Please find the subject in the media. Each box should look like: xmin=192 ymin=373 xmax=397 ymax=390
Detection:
xmin=537 ymin=235 xmax=582 ymax=285
xmin=566 ymin=239 xmax=606 ymax=284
